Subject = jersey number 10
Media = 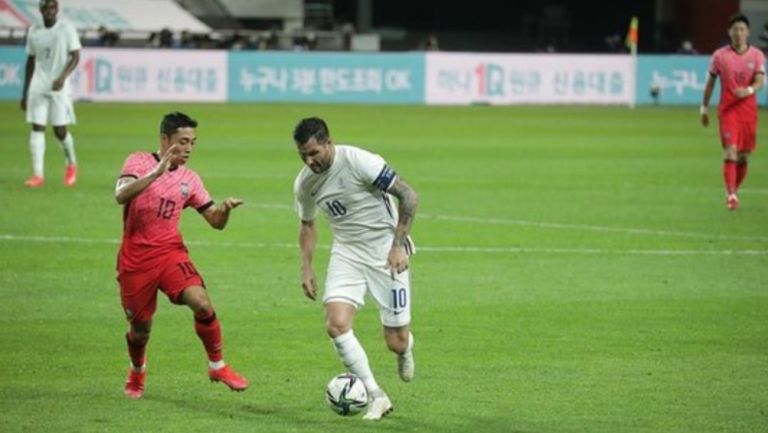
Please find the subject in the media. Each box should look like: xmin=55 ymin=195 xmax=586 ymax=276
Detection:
xmin=157 ymin=198 xmax=176 ymax=219
xmin=325 ymin=200 xmax=347 ymax=217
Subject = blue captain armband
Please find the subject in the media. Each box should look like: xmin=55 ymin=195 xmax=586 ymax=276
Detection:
xmin=372 ymin=165 xmax=397 ymax=191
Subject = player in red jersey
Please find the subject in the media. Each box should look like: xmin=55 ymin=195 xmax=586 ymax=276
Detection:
xmin=115 ymin=112 xmax=248 ymax=398
xmin=701 ymin=14 xmax=766 ymax=210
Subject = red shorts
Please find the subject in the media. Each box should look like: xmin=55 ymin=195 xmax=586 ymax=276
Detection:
xmin=117 ymin=250 xmax=205 ymax=324
xmin=719 ymin=118 xmax=757 ymax=153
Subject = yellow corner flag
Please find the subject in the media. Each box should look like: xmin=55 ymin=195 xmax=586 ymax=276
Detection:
xmin=626 ymin=16 xmax=639 ymax=55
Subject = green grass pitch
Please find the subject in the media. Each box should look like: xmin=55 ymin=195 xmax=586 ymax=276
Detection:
xmin=0 ymin=102 xmax=766 ymax=433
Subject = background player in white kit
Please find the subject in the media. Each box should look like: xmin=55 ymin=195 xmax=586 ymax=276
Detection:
xmin=293 ymin=117 xmax=419 ymax=421
xmin=20 ymin=0 xmax=81 ymax=188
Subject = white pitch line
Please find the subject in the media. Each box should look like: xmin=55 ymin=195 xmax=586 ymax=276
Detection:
xmin=417 ymin=245 xmax=768 ymax=256
xmin=240 ymin=203 xmax=293 ymax=210
xmin=740 ymin=188 xmax=768 ymax=195
xmin=241 ymin=203 xmax=768 ymax=243
xmin=425 ymin=214 xmax=768 ymax=242
xmin=1 ymin=234 xmax=767 ymax=256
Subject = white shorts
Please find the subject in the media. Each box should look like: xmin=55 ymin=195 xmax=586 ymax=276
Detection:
xmin=26 ymin=92 xmax=76 ymax=126
xmin=323 ymin=253 xmax=411 ymax=328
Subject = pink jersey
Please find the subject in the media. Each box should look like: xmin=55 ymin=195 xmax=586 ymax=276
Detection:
xmin=709 ymin=45 xmax=766 ymax=120
xmin=117 ymin=152 xmax=213 ymax=272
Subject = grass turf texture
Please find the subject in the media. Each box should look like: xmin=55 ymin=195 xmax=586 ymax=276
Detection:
xmin=0 ymin=102 xmax=766 ymax=433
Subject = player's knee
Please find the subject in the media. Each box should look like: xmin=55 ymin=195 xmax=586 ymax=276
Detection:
xmin=182 ymin=287 xmax=212 ymax=313
xmin=53 ymin=127 xmax=67 ymax=141
xmin=724 ymin=147 xmax=738 ymax=160
xmin=325 ymin=318 xmax=351 ymax=338
xmin=32 ymin=124 xmax=45 ymax=132
xmin=192 ymin=300 xmax=213 ymax=317
xmin=129 ymin=323 xmax=151 ymax=345
xmin=131 ymin=332 xmax=150 ymax=346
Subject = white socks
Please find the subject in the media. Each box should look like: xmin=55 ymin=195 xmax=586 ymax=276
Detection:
xmin=208 ymin=360 xmax=226 ymax=370
xmin=29 ymin=131 xmax=77 ymax=177
xmin=30 ymin=131 xmax=45 ymax=177
xmin=131 ymin=363 xmax=147 ymax=373
xmin=332 ymin=330 xmax=380 ymax=393
xmin=59 ymin=132 xmax=76 ymax=165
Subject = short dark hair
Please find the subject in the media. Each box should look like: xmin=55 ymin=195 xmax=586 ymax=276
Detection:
xmin=160 ymin=112 xmax=198 ymax=137
xmin=729 ymin=13 xmax=750 ymax=28
xmin=293 ymin=117 xmax=330 ymax=145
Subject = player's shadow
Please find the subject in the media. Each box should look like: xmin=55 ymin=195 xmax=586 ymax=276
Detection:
xmin=149 ymin=394 xmax=538 ymax=433
xmin=382 ymin=413 xmax=537 ymax=433
xmin=147 ymin=393 xmax=349 ymax=429
xmin=147 ymin=393 xmax=281 ymax=418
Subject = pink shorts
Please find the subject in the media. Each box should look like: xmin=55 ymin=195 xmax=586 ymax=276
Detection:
xmin=720 ymin=118 xmax=757 ymax=153
xmin=117 ymin=251 xmax=205 ymax=324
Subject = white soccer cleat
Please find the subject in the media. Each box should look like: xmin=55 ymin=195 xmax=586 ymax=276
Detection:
xmin=362 ymin=389 xmax=393 ymax=421
xmin=397 ymin=351 xmax=415 ymax=382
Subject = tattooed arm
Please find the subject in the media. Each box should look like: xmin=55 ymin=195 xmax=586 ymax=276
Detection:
xmin=386 ymin=177 xmax=418 ymax=277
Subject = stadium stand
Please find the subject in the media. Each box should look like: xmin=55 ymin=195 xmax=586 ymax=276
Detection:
xmin=0 ymin=0 xmax=358 ymax=51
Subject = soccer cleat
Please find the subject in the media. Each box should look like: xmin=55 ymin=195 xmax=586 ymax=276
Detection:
xmin=727 ymin=194 xmax=739 ymax=211
xmin=64 ymin=164 xmax=77 ymax=187
xmin=362 ymin=389 xmax=393 ymax=421
xmin=397 ymin=351 xmax=415 ymax=382
xmin=24 ymin=175 xmax=44 ymax=188
xmin=124 ymin=369 xmax=146 ymax=399
xmin=209 ymin=365 xmax=249 ymax=391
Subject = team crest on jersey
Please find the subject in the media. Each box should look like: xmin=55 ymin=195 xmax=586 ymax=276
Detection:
xmin=180 ymin=182 xmax=190 ymax=199
xmin=747 ymin=61 xmax=755 ymax=69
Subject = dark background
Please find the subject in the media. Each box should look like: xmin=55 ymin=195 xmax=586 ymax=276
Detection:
xmin=326 ymin=0 xmax=740 ymax=53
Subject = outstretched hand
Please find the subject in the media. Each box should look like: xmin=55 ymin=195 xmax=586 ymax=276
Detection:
xmin=220 ymin=198 xmax=244 ymax=211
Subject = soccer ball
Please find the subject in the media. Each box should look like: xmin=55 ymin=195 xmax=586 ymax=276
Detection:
xmin=325 ymin=373 xmax=368 ymax=416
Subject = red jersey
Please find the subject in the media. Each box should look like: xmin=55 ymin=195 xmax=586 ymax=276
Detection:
xmin=117 ymin=152 xmax=213 ymax=273
xmin=709 ymin=45 xmax=766 ymax=121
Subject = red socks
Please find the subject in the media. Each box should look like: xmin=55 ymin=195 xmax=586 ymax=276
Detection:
xmin=126 ymin=311 xmax=224 ymax=367
xmin=723 ymin=160 xmax=737 ymax=195
xmin=736 ymin=161 xmax=748 ymax=189
xmin=194 ymin=310 xmax=223 ymax=362
xmin=126 ymin=331 xmax=147 ymax=368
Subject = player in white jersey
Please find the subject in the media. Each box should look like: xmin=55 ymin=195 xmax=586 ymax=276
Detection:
xmin=20 ymin=0 xmax=81 ymax=188
xmin=293 ymin=117 xmax=419 ymax=421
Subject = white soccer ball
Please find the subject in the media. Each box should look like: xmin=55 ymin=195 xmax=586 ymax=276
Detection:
xmin=325 ymin=373 xmax=368 ymax=416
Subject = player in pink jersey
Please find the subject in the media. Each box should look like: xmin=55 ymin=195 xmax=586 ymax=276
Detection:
xmin=115 ymin=112 xmax=248 ymax=398
xmin=701 ymin=14 xmax=766 ymax=210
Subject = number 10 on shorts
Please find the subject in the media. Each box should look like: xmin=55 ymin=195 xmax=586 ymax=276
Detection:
xmin=391 ymin=288 xmax=407 ymax=310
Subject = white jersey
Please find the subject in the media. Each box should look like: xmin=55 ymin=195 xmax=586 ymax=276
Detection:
xmin=25 ymin=19 xmax=81 ymax=95
xmin=294 ymin=145 xmax=415 ymax=265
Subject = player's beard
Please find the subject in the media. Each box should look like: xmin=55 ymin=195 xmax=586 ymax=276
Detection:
xmin=311 ymin=160 xmax=329 ymax=173
xmin=312 ymin=151 xmax=333 ymax=173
